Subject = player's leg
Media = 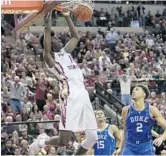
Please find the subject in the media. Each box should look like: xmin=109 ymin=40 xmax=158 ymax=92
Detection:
xmin=45 ymin=130 xmax=72 ymax=146
xmin=121 ymin=145 xmax=135 ymax=155
xmin=75 ymin=129 xmax=97 ymax=155
xmin=73 ymin=89 xmax=97 ymax=155
xmin=29 ymin=107 xmax=72 ymax=154
xmin=29 ymin=130 xmax=72 ymax=154
xmin=139 ymin=141 xmax=155 ymax=155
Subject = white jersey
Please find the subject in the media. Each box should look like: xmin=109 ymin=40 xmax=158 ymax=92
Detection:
xmin=46 ymin=48 xmax=97 ymax=131
xmin=52 ymin=49 xmax=84 ymax=89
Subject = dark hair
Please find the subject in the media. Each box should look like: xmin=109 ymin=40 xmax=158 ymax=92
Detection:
xmin=39 ymin=31 xmax=55 ymax=49
xmin=31 ymin=104 xmax=39 ymax=113
xmin=131 ymin=84 xmax=150 ymax=99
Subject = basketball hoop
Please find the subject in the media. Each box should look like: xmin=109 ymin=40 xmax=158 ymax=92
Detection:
xmin=55 ymin=0 xmax=94 ymax=12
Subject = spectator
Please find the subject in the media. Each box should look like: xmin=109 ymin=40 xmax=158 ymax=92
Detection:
xmin=16 ymin=33 xmax=26 ymax=54
xmin=116 ymin=63 xmax=135 ymax=105
xmin=137 ymin=3 xmax=146 ymax=27
xmin=82 ymin=63 xmax=92 ymax=77
xmin=98 ymin=52 xmax=111 ymax=73
xmin=155 ymin=10 xmax=161 ymax=18
xmin=7 ymin=76 xmax=25 ymax=114
xmin=35 ymin=78 xmax=47 ymax=111
xmin=1 ymin=139 xmax=15 ymax=155
xmin=14 ymin=147 xmax=21 ymax=155
xmin=31 ymin=104 xmax=42 ymax=121
xmin=15 ymin=114 xmax=27 ymax=133
xmin=105 ymin=28 xmax=118 ymax=52
xmin=20 ymin=71 xmax=31 ymax=86
xmin=96 ymin=8 xmax=109 ymax=27
xmin=20 ymin=140 xmax=29 ymax=155
xmin=146 ymin=35 xmax=155 ymax=47
xmin=11 ymin=131 xmax=19 ymax=146
xmin=48 ymin=147 xmax=57 ymax=155
xmin=43 ymin=105 xmax=54 ymax=120
xmin=1 ymin=86 xmax=10 ymax=102
xmin=161 ymin=92 xmax=166 ymax=102
xmin=24 ymin=28 xmax=34 ymax=42
xmin=20 ymin=128 xmax=33 ymax=144
xmin=1 ymin=13 xmax=166 ymax=154
xmin=117 ymin=6 xmax=124 ymax=27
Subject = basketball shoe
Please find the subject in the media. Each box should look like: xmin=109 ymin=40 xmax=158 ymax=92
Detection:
xmin=29 ymin=133 xmax=50 ymax=155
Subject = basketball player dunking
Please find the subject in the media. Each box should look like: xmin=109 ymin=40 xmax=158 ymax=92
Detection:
xmin=93 ymin=110 xmax=121 ymax=155
xmin=29 ymin=11 xmax=97 ymax=155
xmin=114 ymin=85 xmax=166 ymax=155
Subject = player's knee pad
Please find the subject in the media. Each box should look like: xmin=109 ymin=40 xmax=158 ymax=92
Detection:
xmin=81 ymin=129 xmax=98 ymax=149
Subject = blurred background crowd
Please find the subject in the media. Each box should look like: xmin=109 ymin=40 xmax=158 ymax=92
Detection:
xmin=1 ymin=1 xmax=166 ymax=155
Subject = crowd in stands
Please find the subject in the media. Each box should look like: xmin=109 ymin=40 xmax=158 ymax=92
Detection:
xmin=2 ymin=3 xmax=166 ymax=29
xmin=105 ymin=1 xmax=165 ymax=5
xmin=1 ymin=24 xmax=166 ymax=154
xmin=70 ymin=4 xmax=166 ymax=28
xmin=1 ymin=3 xmax=166 ymax=155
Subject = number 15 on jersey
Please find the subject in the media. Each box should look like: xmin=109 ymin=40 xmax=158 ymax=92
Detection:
xmin=97 ymin=140 xmax=105 ymax=149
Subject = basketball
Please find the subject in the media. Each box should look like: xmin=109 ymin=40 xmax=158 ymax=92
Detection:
xmin=73 ymin=4 xmax=93 ymax=22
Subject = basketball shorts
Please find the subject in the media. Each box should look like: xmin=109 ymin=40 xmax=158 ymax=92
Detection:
xmin=122 ymin=140 xmax=155 ymax=155
xmin=59 ymin=87 xmax=97 ymax=132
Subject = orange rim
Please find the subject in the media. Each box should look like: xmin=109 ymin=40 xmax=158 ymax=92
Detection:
xmin=55 ymin=5 xmax=69 ymax=12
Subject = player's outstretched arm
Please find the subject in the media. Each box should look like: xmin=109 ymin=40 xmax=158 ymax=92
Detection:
xmin=63 ymin=12 xmax=80 ymax=53
xmin=115 ymin=65 xmax=122 ymax=80
xmin=151 ymin=106 xmax=166 ymax=147
xmin=113 ymin=106 xmax=129 ymax=155
xmin=43 ymin=12 xmax=55 ymax=68
xmin=130 ymin=63 xmax=135 ymax=80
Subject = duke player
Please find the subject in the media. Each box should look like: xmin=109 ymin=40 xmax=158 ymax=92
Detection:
xmin=114 ymin=85 xmax=166 ymax=155
xmin=93 ymin=110 xmax=121 ymax=155
xmin=29 ymin=11 xmax=97 ymax=155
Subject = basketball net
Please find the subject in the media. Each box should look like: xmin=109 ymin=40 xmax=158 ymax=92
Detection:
xmin=55 ymin=0 xmax=94 ymax=12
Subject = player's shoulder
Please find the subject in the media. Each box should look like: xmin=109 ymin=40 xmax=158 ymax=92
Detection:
xmin=122 ymin=105 xmax=130 ymax=114
xmin=121 ymin=105 xmax=131 ymax=119
xmin=109 ymin=124 xmax=118 ymax=128
xmin=122 ymin=105 xmax=130 ymax=111
xmin=149 ymin=105 xmax=160 ymax=115
xmin=109 ymin=124 xmax=119 ymax=131
xmin=54 ymin=48 xmax=67 ymax=55
xmin=60 ymin=48 xmax=68 ymax=54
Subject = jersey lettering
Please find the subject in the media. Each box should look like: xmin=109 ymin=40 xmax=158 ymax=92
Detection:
xmin=67 ymin=64 xmax=79 ymax=70
xmin=94 ymin=125 xmax=116 ymax=155
xmin=125 ymin=104 xmax=154 ymax=144
xmin=97 ymin=140 xmax=104 ymax=149
xmin=130 ymin=116 xmax=148 ymax=123
xmin=57 ymin=53 xmax=74 ymax=64
xmin=53 ymin=50 xmax=84 ymax=87
xmin=98 ymin=134 xmax=107 ymax=140
xmin=58 ymin=53 xmax=64 ymax=57
xmin=136 ymin=123 xmax=143 ymax=132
